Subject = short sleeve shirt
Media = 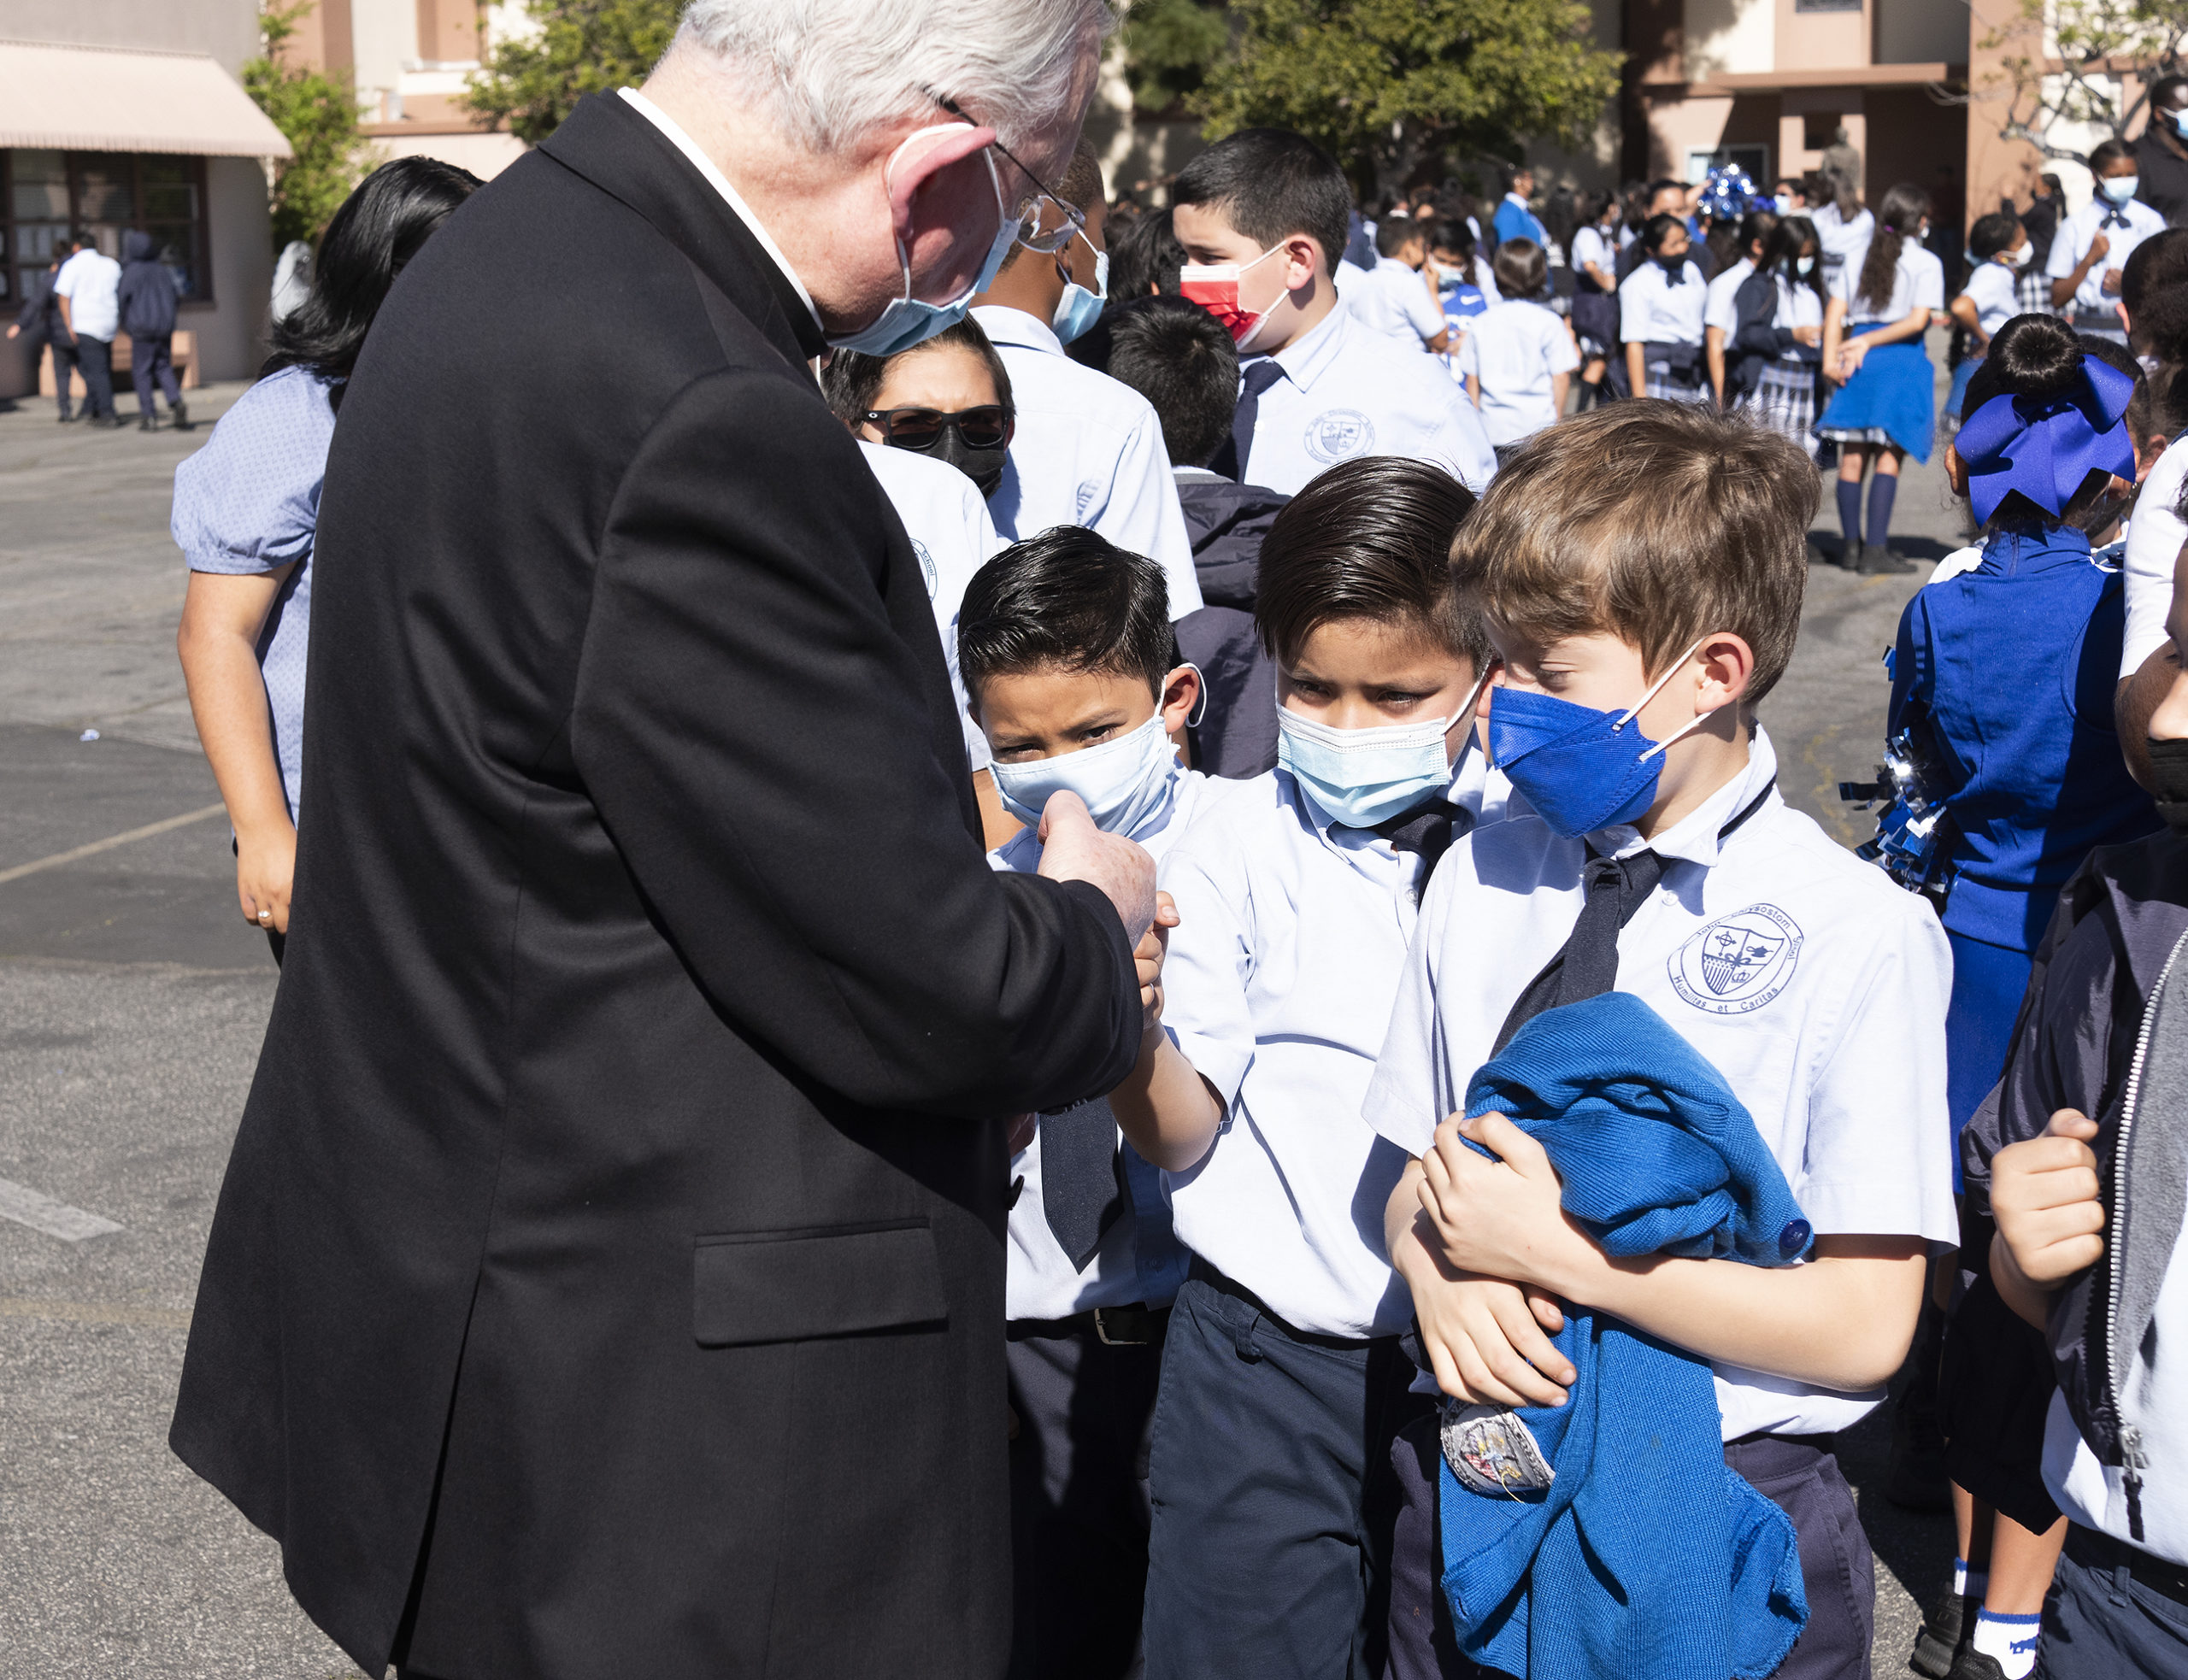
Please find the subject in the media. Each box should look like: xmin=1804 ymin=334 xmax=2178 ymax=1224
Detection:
xmin=1961 ymin=260 xmax=2020 ymax=337
xmin=1703 ymin=257 xmax=1756 ymax=334
xmin=1618 ymin=259 xmax=1708 ymax=345
xmin=169 ymin=365 xmax=338 ymax=819
xmin=1362 ymin=729 xmax=1958 ymax=1439
xmin=1838 ymin=243 xmax=1945 ymax=325
xmin=2048 ymin=196 xmax=2167 ymax=316
xmin=1350 ymin=256 xmax=1449 ymax=350
xmin=1570 ymin=226 xmax=1617 ymax=286
xmin=1455 ymin=299 xmax=1580 ymax=445
xmin=2120 ymin=433 xmax=2188 ymax=678
xmin=1812 ymin=203 xmax=1875 ymax=299
xmin=54 ymin=249 xmax=121 ymax=343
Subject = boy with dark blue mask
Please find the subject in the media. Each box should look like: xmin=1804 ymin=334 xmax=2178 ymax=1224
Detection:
xmin=1363 ymin=401 xmax=1956 ymax=1680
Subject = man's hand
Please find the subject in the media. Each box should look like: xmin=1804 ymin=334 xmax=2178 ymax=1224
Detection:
xmin=1992 ymin=1107 xmax=2105 ymax=1298
xmin=1416 ymin=1112 xmax=1587 ymax=1292
xmin=1037 ymin=790 xmax=1156 ymax=946
xmin=1136 ymin=890 xmax=1179 ymax=1031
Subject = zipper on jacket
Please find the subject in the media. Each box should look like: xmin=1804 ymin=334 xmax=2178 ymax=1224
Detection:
xmin=2103 ymin=927 xmax=2188 ymax=1540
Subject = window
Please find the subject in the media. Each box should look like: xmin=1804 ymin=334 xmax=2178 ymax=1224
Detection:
xmin=1 ymin=149 xmax=212 ymax=307
xmin=1687 ymin=145 xmax=1772 ymax=186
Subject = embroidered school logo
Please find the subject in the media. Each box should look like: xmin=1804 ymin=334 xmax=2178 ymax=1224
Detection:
xmin=1304 ymin=408 xmax=1375 ymax=463
xmin=912 ymin=537 xmax=937 ymax=598
xmin=1668 ymin=905 xmax=1803 ymax=1014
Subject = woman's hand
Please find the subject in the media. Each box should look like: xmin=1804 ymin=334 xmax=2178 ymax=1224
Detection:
xmin=235 ymin=818 xmax=297 ymax=934
xmin=1415 ymin=1112 xmax=1593 ymax=1292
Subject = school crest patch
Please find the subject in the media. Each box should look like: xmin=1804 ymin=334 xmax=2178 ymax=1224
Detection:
xmin=912 ymin=537 xmax=937 ymax=598
xmin=1304 ymin=408 xmax=1375 ymax=463
xmin=1668 ymin=905 xmax=1803 ymax=1014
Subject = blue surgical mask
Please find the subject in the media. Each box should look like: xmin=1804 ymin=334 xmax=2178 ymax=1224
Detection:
xmin=2098 ymin=173 xmax=2139 ymax=205
xmin=1276 ymin=671 xmax=1491 ymax=829
xmin=827 ymin=129 xmax=1018 ymax=358
xmin=1052 ymin=238 xmax=1109 ymax=345
xmin=990 ymin=712 xmax=1179 ymax=837
xmin=1797 ymin=255 xmax=1816 ymax=276
xmin=2175 ymin=109 xmax=2188 ymax=138
xmin=1486 ymin=643 xmax=1715 ymax=837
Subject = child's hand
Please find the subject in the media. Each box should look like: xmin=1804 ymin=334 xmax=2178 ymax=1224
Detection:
xmin=1792 ymin=324 xmax=1822 ymax=348
xmin=1415 ymin=1112 xmax=1584 ymax=1292
xmin=1135 ymin=890 xmax=1179 ymax=1030
xmin=1992 ymin=1107 xmax=2104 ymax=1288
xmin=1413 ymin=1263 xmax=1574 ymax=1408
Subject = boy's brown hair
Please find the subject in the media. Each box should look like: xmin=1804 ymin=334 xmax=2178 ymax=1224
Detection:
xmin=1453 ymin=402 xmax=1817 ymax=703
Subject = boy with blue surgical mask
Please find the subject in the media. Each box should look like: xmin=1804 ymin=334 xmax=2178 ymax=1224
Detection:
xmin=1101 ymin=455 xmax=1492 ymax=1679
xmin=1362 ymin=402 xmax=1956 ymax=1680
xmin=959 ymin=526 xmax=1209 ymax=1680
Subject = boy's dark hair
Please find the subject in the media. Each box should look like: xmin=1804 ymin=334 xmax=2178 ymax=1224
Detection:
xmin=1109 ymin=204 xmax=1185 ymax=299
xmin=1734 ymin=208 xmax=1779 ymax=254
xmin=1454 ymin=402 xmax=1817 ymax=703
xmin=1969 ymin=210 xmax=2023 ymax=261
xmin=2122 ymin=226 xmax=2188 ymax=314
xmin=1427 ymin=218 xmax=1477 ymax=262
xmin=1101 ymin=296 xmax=1240 ymax=467
xmin=957 ymin=527 xmax=1175 ymax=699
xmin=1255 ymin=457 xmax=1485 ymax=668
xmin=819 ymin=317 xmax=1014 ymax=429
xmin=2089 ymin=138 xmax=2136 ymax=176
xmin=1491 ymin=236 xmax=1550 ymax=300
xmin=1171 ymin=128 xmax=1351 ymax=282
xmin=1960 ymin=316 xmax=2122 ymax=531
xmin=1375 ymin=215 xmax=1426 ymax=259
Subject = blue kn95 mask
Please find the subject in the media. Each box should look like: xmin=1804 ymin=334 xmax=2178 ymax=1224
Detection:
xmin=1486 ymin=641 xmax=1715 ymax=837
xmin=827 ymin=132 xmax=1019 ymax=358
xmin=1276 ymin=670 xmax=1491 ymax=829
xmin=990 ymin=713 xmax=1179 ymax=837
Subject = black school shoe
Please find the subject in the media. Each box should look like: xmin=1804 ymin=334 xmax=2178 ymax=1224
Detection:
xmin=172 ymin=399 xmax=190 ymax=432
xmin=1944 ymin=1644 xmax=2010 ymax=1680
xmin=1858 ymin=541 xmax=1915 ymax=576
xmin=1909 ymin=1591 xmax=1967 ymax=1677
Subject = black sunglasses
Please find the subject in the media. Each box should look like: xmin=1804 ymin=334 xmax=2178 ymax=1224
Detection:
xmin=863 ymin=405 xmax=1010 ymax=450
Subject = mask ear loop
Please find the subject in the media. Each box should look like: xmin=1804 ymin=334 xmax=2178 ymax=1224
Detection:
xmin=1610 ymin=636 xmax=1709 ymax=734
xmin=883 ymin=132 xmax=1011 ymax=309
xmin=1621 ymin=637 xmax=1730 ymax=763
xmin=1443 ymin=663 xmax=1500 ymax=767
xmin=1181 ymin=662 xmax=1209 ymax=729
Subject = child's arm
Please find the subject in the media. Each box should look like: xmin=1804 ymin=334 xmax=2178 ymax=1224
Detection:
xmin=1107 ymin=1020 xmax=1225 ymax=1173
xmin=1550 ymin=369 xmax=1569 ymax=416
xmin=1989 ymin=1107 xmax=2105 ymax=1330
xmin=1415 ymin=1113 xmax=1926 ymax=1392
xmin=1463 ymin=372 xmax=1482 ymax=408
xmin=1705 ymin=325 xmax=1728 ymax=406
xmin=1820 ymin=294 xmax=1846 ymax=382
xmin=1947 ymin=291 xmax=1989 ymax=355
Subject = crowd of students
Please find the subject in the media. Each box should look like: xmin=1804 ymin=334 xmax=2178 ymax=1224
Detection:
xmin=168 ymin=115 xmax=2188 ymax=1680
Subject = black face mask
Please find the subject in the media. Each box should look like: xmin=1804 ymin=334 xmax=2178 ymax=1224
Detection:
xmin=921 ymin=426 xmax=1009 ymax=498
xmin=1656 ymin=252 xmax=1686 ymax=279
xmin=2148 ymin=737 xmax=2188 ymax=836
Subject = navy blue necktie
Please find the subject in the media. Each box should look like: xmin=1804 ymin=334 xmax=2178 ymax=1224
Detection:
xmin=1219 ymin=359 xmax=1285 ymax=484
xmin=1339 ymin=795 xmax=1467 ymax=904
xmin=1039 ymin=1096 xmax=1128 ymax=1272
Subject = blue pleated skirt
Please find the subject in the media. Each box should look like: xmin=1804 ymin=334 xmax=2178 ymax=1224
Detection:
xmin=1817 ymin=321 xmax=1935 ymax=461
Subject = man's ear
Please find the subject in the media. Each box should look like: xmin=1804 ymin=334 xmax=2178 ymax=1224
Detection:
xmin=887 ymin=123 xmax=1000 ymax=239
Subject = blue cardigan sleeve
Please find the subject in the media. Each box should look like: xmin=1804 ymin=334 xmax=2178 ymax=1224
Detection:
xmin=1886 ymin=587 xmax=1933 ymax=737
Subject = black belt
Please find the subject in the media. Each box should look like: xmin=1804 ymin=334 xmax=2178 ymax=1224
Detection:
xmin=2068 ymin=1523 xmax=2188 ymax=1605
xmin=1726 ymin=1430 xmax=1838 ymax=1454
xmin=1007 ymin=1302 xmax=1170 ymax=1347
xmin=1187 ymin=1257 xmax=1381 ymax=1350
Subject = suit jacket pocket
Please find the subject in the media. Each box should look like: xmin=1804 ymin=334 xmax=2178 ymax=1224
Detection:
xmin=692 ymin=1219 xmax=948 ymax=1346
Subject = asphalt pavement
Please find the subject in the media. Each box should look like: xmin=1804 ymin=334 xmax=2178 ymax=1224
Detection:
xmin=0 ymin=361 xmax=1966 ymax=1677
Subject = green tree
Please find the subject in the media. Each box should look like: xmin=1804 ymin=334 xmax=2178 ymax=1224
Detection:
xmin=1192 ymin=0 xmax=1623 ymax=193
xmin=242 ymin=0 xmax=370 ymax=250
xmin=1979 ymin=0 xmax=2188 ymax=164
xmin=465 ymin=0 xmax=680 ymax=145
xmin=1123 ymin=0 xmax=1231 ymax=118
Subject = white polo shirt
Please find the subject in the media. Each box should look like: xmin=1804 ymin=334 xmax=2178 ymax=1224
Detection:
xmin=1570 ymin=226 xmax=1617 ymax=287
xmin=1703 ymin=256 xmax=1756 ymax=335
xmin=1362 ymin=729 xmax=1958 ymax=1438
xmin=858 ymin=440 xmax=1003 ymax=772
xmin=1960 ymin=259 xmax=2020 ymax=338
xmin=2048 ymin=195 xmax=2167 ymax=317
xmin=1157 ymin=747 xmax=1504 ymax=1338
xmin=54 ymin=248 xmax=121 ymax=343
xmin=1235 ymin=303 xmax=1497 ymax=496
xmin=968 ymin=304 xmax=1203 ymax=620
xmin=1618 ymin=258 xmax=1708 ymax=346
xmin=991 ymin=767 xmax=1218 ymax=1321
xmin=2119 ymin=432 xmax=2188 ymax=678
xmin=1350 ymin=256 xmax=1448 ymax=350
xmin=1837 ymin=243 xmax=1945 ymax=326
xmin=1812 ymin=203 xmax=1874 ymax=298
xmin=1455 ymin=299 xmax=1580 ymax=446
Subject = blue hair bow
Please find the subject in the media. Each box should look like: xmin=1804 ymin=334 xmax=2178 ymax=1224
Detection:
xmin=1953 ymin=354 xmax=2138 ymax=525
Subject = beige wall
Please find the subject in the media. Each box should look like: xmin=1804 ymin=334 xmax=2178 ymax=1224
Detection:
xmin=197 ymin=156 xmax=277 ymax=381
xmin=1 ymin=0 xmax=260 ymax=73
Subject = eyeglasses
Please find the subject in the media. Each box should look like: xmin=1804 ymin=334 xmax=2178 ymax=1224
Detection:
xmin=863 ymin=405 xmax=1011 ymax=450
xmin=927 ymin=91 xmax=1086 ymax=255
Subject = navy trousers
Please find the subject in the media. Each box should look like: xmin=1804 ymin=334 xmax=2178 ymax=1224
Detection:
xmin=1386 ymin=1427 xmax=1874 ymax=1680
xmin=131 ymin=332 xmax=181 ymax=415
xmin=49 ymin=338 xmax=79 ymax=417
xmin=2038 ymin=1527 xmax=2188 ymax=1679
xmin=75 ymin=335 xmax=116 ymax=418
xmin=1007 ymin=1320 xmax=1166 ymax=1680
xmin=1143 ymin=1272 xmax=1429 ymax=1680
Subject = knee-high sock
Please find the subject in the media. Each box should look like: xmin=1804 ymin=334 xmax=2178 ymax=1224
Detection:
xmin=1837 ymin=478 xmax=1863 ymax=546
xmin=1867 ymin=472 xmax=1899 ymax=546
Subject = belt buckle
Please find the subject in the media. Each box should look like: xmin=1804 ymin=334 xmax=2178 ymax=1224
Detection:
xmin=1092 ymin=1306 xmax=1148 ymax=1347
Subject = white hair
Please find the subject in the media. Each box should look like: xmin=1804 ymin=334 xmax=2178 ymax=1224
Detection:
xmin=675 ymin=0 xmax=1115 ymax=155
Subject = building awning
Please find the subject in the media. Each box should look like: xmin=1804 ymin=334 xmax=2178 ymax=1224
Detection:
xmin=1641 ymin=62 xmax=1967 ymax=100
xmin=0 ymin=39 xmax=292 ymax=158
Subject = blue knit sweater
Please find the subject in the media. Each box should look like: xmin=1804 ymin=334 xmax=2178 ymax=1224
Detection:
xmin=1438 ymin=991 xmax=1812 ymax=1680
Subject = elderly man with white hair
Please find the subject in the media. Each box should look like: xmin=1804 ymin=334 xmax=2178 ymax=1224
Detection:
xmin=166 ymin=4 xmax=1155 ymax=1677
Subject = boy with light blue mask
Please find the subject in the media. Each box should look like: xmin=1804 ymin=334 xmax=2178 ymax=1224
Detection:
xmin=1099 ymin=455 xmax=1495 ymax=1678
xmin=956 ymin=525 xmax=1208 ymax=1680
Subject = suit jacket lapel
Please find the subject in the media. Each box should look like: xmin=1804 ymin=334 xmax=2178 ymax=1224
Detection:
xmin=538 ymin=93 xmax=827 ymax=373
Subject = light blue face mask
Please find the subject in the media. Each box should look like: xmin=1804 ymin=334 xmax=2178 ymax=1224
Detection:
xmin=1275 ymin=671 xmax=1491 ymax=829
xmin=2175 ymin=109 xmax=2188 ymax=138
xmin=1052 ymin=237 xmax=1109 ymax=345
xmin=991 ymin=712 xmax=1179 ymax=837
xmin=828 ymin=131 xmax=1018 ymax=358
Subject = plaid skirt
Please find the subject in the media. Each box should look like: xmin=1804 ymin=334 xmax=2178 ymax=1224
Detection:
xmin=1644 ymin=370 xmax=1712 ymax=405
xmin=2016 ymin=265 xmax=2056 ymax=317
xmin=1738 ymin=361 xmax=1819 ymax=459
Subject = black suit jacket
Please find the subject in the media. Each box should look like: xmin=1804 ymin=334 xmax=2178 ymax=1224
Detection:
xmin=169 ymin=92 xmax=1140 ymax=1680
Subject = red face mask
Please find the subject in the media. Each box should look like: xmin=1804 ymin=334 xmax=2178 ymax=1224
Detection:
xmin=1179 ymin=244 xmax=1285 ymax=350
